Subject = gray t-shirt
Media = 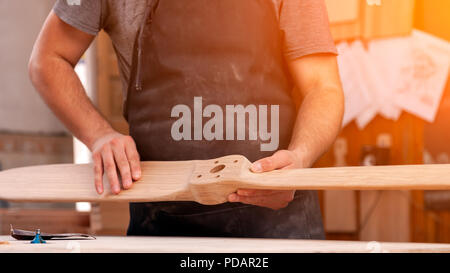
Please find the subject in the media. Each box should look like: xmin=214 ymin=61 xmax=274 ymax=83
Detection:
xmin=54 ymin=0 xmax=337 ymax=96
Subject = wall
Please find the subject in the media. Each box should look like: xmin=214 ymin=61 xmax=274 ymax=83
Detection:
xmin=0 ymin=0 xmax=66 ymax=134
xmin=412 ymin=0 xmax=450 ymax=243
xmin=0 ymin=1 xmax=75 ymax=214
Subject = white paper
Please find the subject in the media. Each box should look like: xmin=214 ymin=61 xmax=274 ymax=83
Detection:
xmin=350 ymin=41 xmax=402 ymax=128
xmin=335 ymin=30 xmax=449 ymax=129
xmin=369 ymin=30 xmax=450 ymax=123
xmin=336 ymin=42 xmax=372 ymax=127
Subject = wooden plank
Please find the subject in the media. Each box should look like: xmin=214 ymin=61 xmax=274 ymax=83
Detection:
xmin=325 ymin=0 xmax=360 ymax=23
xmin=359 ymin=191 xmax=410 ymax=242
xmin=327 ymin=0 xmax=362 ymax=41
xmin=328 ymin=0 xmax=415 ymax=41
xmin=324 ymin=191 xmax=357 ymax=232
xmin=362 ymin=0 xmax=414 ymax=39
xmin=1 ymin=236 xmax=450 ymax=253
xmin=96 ymin=31 xmax=114 ymax=121
xmin=1 ymin=155 xmax=450 ymax=205
xmin=96 ymin=30 xmax=129 ymax=135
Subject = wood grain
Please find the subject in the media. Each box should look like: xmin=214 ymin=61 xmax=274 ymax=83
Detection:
xmin=1 ymin=236 xmax=450 ymax=253
xmin=1 ymin=155 xmax=450 ymax=205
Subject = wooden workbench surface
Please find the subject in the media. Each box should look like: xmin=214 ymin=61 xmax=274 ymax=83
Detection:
xmin=1 ymin=236 xmax=450 ymax=253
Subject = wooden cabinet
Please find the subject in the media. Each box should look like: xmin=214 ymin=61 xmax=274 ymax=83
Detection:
xmin=326 ymin=0 xmax=415 ymax=41
xmin=317 ymin=114 xmax=424 ymax=242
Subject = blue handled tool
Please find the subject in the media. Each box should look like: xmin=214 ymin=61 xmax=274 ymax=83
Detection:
xmin=30 ymin=229 xmax=46 ymax=244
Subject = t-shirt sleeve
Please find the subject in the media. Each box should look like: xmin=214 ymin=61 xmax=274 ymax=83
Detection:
xmin=53 ymin=0 xmax=104 ymax=36
xmin=280 ymin=0 xmax=337 ymax=60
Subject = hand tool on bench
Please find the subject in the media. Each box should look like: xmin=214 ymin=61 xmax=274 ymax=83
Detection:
xmin=30 ymin=229 xmax=46 ymax=244
xmin=10 ymin=225 xmax=95 ymax=241
xmin=0 ymin=155 xmax=449 ymax=205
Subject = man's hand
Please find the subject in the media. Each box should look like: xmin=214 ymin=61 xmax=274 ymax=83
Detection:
xmin=229 ymin=53 xmax=344 ymax=210
xmin=91 ymin=132 xmax=142 ymax=195
xmin=27 ymin=12 xmax=144 ymax=195
xmin=228 ymin=150 xmax=304 ymax=210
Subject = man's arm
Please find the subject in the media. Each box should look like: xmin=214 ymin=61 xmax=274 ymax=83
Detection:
xmin=228 ymin=54 xmax=344 ymax=209
xmin=29 ymin=11 xmax=141 ymax=195
xmin=287 ymin=53 xmax=345 ymax=166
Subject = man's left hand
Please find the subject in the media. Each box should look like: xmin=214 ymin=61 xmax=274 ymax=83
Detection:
xmin=227 ymin=150 xmax=305 ymax=210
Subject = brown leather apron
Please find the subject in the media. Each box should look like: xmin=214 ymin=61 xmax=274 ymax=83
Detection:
xmin=125 ymin=0 xmax=325 ymax=239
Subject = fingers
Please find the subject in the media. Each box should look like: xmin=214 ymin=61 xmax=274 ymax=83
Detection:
xmin=233 ymin=150 xmax=300 ymax=209
xmin=124 ymin=136 xmax=142 ymax=181
xmin=93 ymin=152 xmax=104 ymax=194
xmin=101 ymin=145 xmax=121 ymax=194
xmin=91 ymin=133 xmax=142 ymax=195
xmin=251 ymin=150 xmax=294 ymax=173
xmin=228 ymin=190 xmax=295 ymax=210
xmin=111 ymin=139 xmax=132 ymax=190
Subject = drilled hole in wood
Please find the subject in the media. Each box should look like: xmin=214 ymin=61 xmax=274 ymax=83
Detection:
xmin=210 ymin=164 xmax=226 ymax=173
xmin=234 ymin=160 xmax=238 ymax=163
xmin=216 ymin=175 xmax=220 ymax=178
xmin=197 ymin=175 xmax=202 ymax=178
xmin=214 ymin=160 xmax=219 ymax=164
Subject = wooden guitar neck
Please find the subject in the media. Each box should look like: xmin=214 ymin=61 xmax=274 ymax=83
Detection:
xmin=0 ymin=155 xmax=449 ymax=205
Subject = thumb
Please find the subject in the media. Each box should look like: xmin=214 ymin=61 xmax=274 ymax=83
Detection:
xmin=251 ymin=150 xmax=294 ymax=173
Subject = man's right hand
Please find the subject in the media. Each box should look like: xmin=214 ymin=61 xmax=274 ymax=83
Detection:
xmin=28 ymin=12 xmax=142 ymax=195
xmin=91 ymin=132 xmax=142 ymax=195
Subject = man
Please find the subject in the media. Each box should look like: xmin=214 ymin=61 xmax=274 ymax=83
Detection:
xmin=29 ymin=0 xmax=344 ymax=239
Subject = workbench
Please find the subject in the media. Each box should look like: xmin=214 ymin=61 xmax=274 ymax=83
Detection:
xmin=1 ymin=236 xmax=450 ymax=253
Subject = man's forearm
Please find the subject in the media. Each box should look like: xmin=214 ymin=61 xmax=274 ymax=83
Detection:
xmin=29 ymin=11 xmax=140 ymax=194
xmin=228 ymin=83 xmax=343 ymax=209
xmin=29 ymin=55 xmax=115 ymax=149
xmin=288 ymin=86 xmax=344 ymax=168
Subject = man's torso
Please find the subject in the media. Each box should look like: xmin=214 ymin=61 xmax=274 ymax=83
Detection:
xmin=101 ymin=0 xmax=282 ymax=97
